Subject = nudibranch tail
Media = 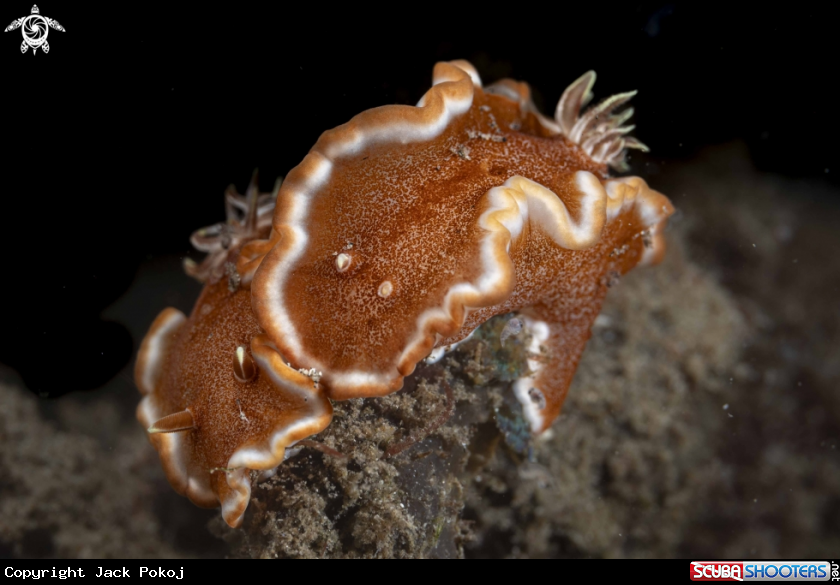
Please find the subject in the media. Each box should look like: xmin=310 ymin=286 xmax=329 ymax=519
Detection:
xmin=480 ymin=175 xmax=672 ymax=432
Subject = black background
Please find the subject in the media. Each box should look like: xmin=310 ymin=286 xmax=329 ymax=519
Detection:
xmin=2 ymin=3 xmax=836 ymax=398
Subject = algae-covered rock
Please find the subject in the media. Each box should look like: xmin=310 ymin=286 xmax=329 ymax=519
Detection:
xmin=215 ymin=314 xmax=534 ymax=558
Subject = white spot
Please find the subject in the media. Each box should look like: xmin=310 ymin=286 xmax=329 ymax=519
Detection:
xmin=594 ymin=314 xmax=612 ymax=328
xmin=335 ymin=253 xmax=351 ymax=272
xmin=378 ymin=281 xmax=393 ymax=298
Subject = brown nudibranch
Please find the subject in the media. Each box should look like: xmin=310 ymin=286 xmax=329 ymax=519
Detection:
xmin=136 ymin=60 xmax=674 ymax=528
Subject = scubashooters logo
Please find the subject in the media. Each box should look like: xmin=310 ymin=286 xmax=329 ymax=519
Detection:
xmin=4 ymin=5 xmax=64 ymax=54
xmin=691 ymin=561 xmax=835 ymax=581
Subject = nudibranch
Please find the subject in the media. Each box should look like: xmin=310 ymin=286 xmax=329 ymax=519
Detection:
xmin=137 ymin=60 xmax=673 ymax=528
